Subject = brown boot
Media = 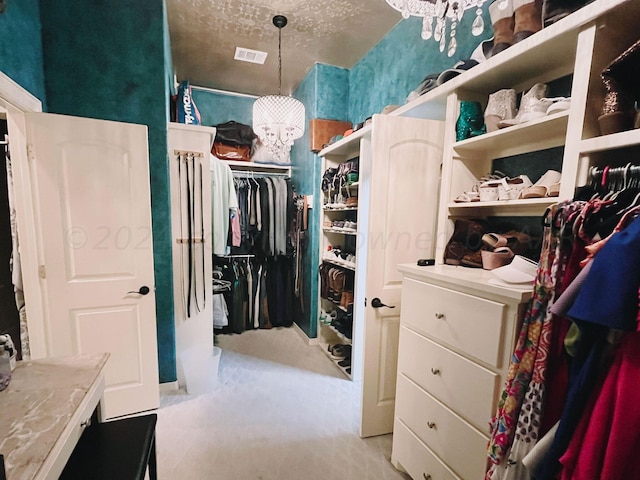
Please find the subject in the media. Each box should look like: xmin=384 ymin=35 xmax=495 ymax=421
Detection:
xmin=513 ymin=0 xmax=543 ymax=43
xmin=489 ymin=0 xmax=515 ymax=57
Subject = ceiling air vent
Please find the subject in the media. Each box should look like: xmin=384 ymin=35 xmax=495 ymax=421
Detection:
xmin=234 ymin=47 xmax=268 ymax=65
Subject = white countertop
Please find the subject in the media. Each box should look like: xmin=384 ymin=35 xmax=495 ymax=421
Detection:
xmin=0 ymin=353 xmax=109 ymax=480
xmin=397 ymin=263 xmax=534 ymax=303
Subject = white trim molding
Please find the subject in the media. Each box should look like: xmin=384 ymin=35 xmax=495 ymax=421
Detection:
xmin=0 ymin=71 xmax=42 ymax=113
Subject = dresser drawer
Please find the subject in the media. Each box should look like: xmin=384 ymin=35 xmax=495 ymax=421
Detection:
xmin=397 ymin=326 xmax=499 ymax=432
xmin=395 ymin=374 xmax=488 ymax=480
xmin=401 ymin=278 xmax=506 ymax=367
xmin=392 ymin=420 xmax=461 ymax=480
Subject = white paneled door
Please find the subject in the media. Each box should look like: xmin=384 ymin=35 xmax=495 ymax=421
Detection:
xmin=359 ymin=114 xmax=444 ymax=437
xmin=25 ymin=113 xmax=159 ymax=419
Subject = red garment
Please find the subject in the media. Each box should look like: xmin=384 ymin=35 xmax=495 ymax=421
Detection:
xmin=559 ymin=332 xmax=640 ymax=479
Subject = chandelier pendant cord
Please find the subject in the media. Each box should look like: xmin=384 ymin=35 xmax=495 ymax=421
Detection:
xmin=278 ymin=26 xmax=282 ymax=96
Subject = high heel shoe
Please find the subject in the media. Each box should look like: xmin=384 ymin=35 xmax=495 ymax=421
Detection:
xmin=456 ymin=101 xmax=486 ymax=141
xmin=485 ymin=89 xmax=518 ymax=132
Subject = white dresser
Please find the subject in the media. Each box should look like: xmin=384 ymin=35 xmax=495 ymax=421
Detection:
xmin=391 ymin=264 xmax=532 ymax=480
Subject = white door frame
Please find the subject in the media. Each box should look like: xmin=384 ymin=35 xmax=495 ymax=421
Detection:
xmin=0 ymin=71 xmax=48 ymax=358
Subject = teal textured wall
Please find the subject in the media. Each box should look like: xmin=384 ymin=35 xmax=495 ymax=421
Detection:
xmin=349 ymin=12 xmax=492 ymax=124
xmin=40 ymin=0 xmax=176 ymax=382
xmin=0 ymin=0 xmax=46 ymax=105
xmin=192 ymin=88 xmax=255 ymax=127
xmin=290 ymin=63 xmax=349 ymax=338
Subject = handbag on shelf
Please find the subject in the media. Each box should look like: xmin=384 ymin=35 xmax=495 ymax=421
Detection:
xmin=212 ymin=142 xmax=252 ymax=162
xmin=214 ymin=121 xmax=257 ymax=147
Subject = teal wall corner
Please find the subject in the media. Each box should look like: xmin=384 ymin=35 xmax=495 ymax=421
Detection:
xmin=39 ymin=0 xmax=177 ymax=382
xmin=0 ymin=0 xmax=46 ymax=105
xmin=191 ymin=87 xmax=256 ymax=127
xmin=349 ymin=9 xmax=493 ymax=124
xmin=290 ymin=63 xmax=349 ymax=339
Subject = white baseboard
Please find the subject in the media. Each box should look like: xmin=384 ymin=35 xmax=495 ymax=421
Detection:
xmin=293 ymin=322 xmax=319 ymax=345
xmin=159 ymin=381 xmax=179 ymax=393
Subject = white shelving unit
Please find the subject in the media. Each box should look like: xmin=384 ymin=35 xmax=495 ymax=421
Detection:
xmin=389 ymin=1 xmax=640 ymax=478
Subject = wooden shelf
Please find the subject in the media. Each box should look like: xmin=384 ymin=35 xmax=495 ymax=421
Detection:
xmin=318 ymin=125 xmax=371 ymax=158
xmin=223 ymin=160 xmax=291 ymax=172
xmin=453 ymin=111 xmax=569 ymax=159
xmin=319 ymin=342 xmax=352 ymax=379
xmin=323 ymin=206 xmax=358 ymax=212
xmin=579 ymin=129 xmax=640 ymax=154
xmin=393 ymin=0 xmax=629 ymax=120
xmin=319 ymin=322 xmax=352 ymax=345
xmin=323 ymin=227 xmax=357 ymax=235
xmin=448 ymin=197 xmax=558 ymax=216
xmin=322 ymin=258 xmax=356 ymax=271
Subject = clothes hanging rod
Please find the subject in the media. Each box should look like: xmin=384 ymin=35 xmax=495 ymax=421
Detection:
xmin=232 ymin=171 xmax=289 ymax=178
xmin=218 ymin=254 xmax=256 ymax=258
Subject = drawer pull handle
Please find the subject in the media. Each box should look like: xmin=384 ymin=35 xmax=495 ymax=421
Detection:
xmin=423 ymin=474 xmax=432 ymax=480
xmin=427 ymin=421 xmax=436 ymax=429
xmin=430 ymin=368 xmax=440 ymax=375
xmin=435 ymin=312 xmax=445 ymax=319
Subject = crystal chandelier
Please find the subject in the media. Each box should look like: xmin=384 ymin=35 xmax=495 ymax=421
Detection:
xmin=385 ymin=0 xmax=488 ymax=57
xmin=253 ymin=15 xmax=305 ymax=164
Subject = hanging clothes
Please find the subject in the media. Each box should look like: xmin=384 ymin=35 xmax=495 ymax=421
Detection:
xmin=214 ymin=171 xmax=299 ymax=335
xmin=210 ymin=153 xmax=238 ymax=255
xmin=486 ymin=163 xmax=640 ymax=479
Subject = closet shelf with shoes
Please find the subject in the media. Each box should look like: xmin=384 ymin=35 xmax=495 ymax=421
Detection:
xmin=452 ymin=109 xmax=569 ymax=158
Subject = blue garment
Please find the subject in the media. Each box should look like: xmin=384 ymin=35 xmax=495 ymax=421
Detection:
xmin=540 ymin=214 xmax=640 ymax=478
xmin=568 ymin=214 xmax=640 ymax=331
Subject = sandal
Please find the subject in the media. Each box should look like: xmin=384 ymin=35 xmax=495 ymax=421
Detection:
xmin=519 ymin=170 xmax=562 ymax=199
xmin=481 ymin=247 xmax=514 ymax=270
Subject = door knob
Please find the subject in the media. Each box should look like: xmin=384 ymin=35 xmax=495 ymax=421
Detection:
xmin=370 ymin=297 xmax=395 ymax=309
xmin=127 ymin=286 xmax=150 ymax=295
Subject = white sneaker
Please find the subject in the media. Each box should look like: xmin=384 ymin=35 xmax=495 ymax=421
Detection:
xmin=499 ymin=83 xmax=549 ymax=128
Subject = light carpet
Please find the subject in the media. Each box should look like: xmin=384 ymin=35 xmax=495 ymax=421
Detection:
xmin=157 ymin=327 xmax=410 ymax=480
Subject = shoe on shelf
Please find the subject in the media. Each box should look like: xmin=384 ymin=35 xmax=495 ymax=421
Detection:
xmin=453 ymin=191 xmax=480 ymax=203
xmin=513 ymin=0 xmax=543 ymax=44
xmin=455 ymin=171 xmax=507 ymax=203
xmin=498 ymin=83 xmax=549 ymax=128
xmin=482 ymin=231 xmax=530 ymax=255
xmin=460 ymin=249 xmax=484 ymax=268
xmin=481 ymin=247 xmax=515 ymax=270
xmin=338 ymin=357 xmax=352 ymax=368
xmin=545 ymin=97 xmax=571 ymax=115
xmin=456 ymin=101 xmax=487 ymax=141
xmin=479 ymin=181 xmax=502 ymax=202
xmin=485 ymin=88 xmax=518 ymax=132
xmin=519 ymin=170 xmax=562 ymax=198
xmin=343 ymin=221 xmax=357 ymax=231
xmin=488 ymin=0 xmax=515 ymax=58
xmin=345 ymin=196 xmax=359 ymax=207
xmin=497 ymin=175 xmax=533 ymax=200
xmin=329 ymin=344 xmax=351 ymax=360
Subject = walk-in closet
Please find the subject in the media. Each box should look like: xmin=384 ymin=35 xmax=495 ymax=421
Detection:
xmin=2 ymin=1 xmax=640 ymax=479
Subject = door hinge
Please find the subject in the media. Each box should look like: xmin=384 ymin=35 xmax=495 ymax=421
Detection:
xmin=27 ymin=144 xmax=35 ymax=161
xmin=38 ymin=265 xmax=46 ymax=279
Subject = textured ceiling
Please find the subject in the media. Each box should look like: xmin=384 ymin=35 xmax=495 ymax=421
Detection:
xmin=167 ymin=0 xmax=401 ymax=97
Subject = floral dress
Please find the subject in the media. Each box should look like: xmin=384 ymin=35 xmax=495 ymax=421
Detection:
xmin=486 ymin=201 xmax=585 ymax=479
